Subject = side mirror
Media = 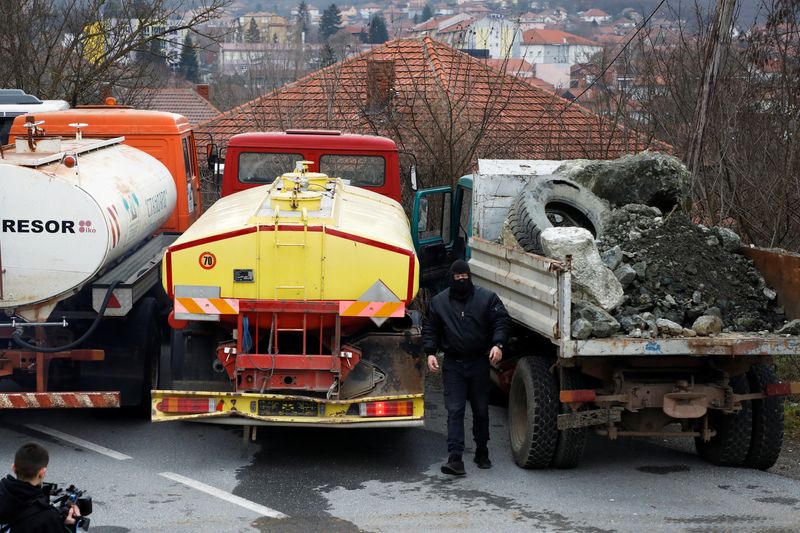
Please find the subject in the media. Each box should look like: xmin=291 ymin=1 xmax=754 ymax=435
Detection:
xmin=206 ymin=143 xmax=218 ymax=169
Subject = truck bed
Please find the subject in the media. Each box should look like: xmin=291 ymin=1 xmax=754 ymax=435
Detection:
xmin=469 ymin=237 xmax=800 ymax=358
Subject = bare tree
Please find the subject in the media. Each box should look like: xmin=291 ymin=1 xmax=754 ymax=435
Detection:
xmin=0 ymin=0 xmax=229 ymax=106
xmin=630 ymin=0 xmax=800 ymax=249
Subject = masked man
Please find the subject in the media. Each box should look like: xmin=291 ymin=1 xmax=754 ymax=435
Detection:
xmin=423 ymin=260 xmax=511 ymax=475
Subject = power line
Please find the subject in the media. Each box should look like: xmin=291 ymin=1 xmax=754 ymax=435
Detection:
xmin=553 ymin=0 xmax=669 ymax=120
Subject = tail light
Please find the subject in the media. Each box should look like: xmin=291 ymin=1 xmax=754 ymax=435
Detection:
xmin=765 ymin=383 xmax=794 ymax=397
xmin=156 ymin=397 xmax=224 ymax=414
xmin=560 ymin=389 xmax=596 ymax=403
xmin=359 ymin=400 xmax=413 ymax=417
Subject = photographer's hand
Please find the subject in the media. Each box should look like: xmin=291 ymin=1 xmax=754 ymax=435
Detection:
xmin=64 ymin=503 xmax=80 ymax=526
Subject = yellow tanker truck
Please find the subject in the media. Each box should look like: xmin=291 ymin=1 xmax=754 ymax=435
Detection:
xmin=152 ymin=162 xmax=425 ymax=429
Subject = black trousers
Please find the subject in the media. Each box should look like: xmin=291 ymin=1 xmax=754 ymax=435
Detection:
xmin=442 ymin=356 xmax=490 ymax=455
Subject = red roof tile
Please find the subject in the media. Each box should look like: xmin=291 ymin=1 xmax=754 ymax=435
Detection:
xmin=126 ymin=87 xmax=220 ymax=127
xmin=197 ymin=37 xmax=664 ymax=174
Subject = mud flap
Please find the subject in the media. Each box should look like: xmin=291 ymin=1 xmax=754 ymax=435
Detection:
xmin=340 ymin=330 xmax=424 ymax=399
xmin=340 ymin=360 xmax=386 ymax=399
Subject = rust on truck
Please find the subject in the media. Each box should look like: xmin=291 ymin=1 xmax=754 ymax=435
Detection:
xmin=743 ymin=247 xmax=800 ymax=320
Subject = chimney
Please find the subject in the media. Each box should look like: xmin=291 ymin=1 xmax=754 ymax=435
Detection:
xmin=366 ymin=60 xmax=395 ymax=113
xmin=195 ymin=84 xmax=210 ymax=101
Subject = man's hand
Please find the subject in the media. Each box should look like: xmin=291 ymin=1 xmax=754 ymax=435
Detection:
xmin=65 ymin=503 xmax=81 ymax=526
xmin=427 ymin=355 xmax=440 ymax=372
xmin=489 ymin=346 xmax=503 ymax=365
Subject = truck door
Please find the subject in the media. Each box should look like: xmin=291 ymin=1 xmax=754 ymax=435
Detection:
xmin=412 ymin=187 xmax=452 ymax=286
xmin=412 ymin=178 xmax=473 ymax=287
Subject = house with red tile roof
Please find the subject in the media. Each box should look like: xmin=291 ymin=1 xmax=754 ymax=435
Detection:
xmin=483 ymin=58 xmax=537 ymax=79
xmin=580 ymin=8 xmax=611 ymax=24
xmin=410 ymin=14 xmax=472 ymax=38
xmin=196 ymin=37 xmax=660 ymax=189
xmin=435 ymin=17 xmax=474 ymax=47
xmin=519 ymin=12 xmax=547 ymax=30
xmin=126 ymin=86 xmax=220 ymax=127
xmin=520 ymin=29 xmax=603 ymax=86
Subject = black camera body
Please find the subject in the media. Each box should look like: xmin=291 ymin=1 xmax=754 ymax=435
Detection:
xmin=42 ymin=483 xmax=92 ymax=531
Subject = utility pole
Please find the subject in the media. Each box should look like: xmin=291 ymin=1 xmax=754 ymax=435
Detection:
xmin=686 ymin=0 xmax=737 ymax=180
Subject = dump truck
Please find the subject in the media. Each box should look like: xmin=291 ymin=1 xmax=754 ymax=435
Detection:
xmin=413 ymin=160 xmax=800 ymax=469
xmin=151 ymin=162 xmax=425 ymax=429
xmin=0 ymin=106 xmax=203 ymax=409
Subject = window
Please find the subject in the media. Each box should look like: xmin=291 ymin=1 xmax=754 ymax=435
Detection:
xmin=238 ymin=152 xmax=302 ymax=183
xmin=182 ymin=138 xmax=195 ymax=214
xmin=417 ymin=191 xmax=451 ymax=244
xmin=319 ymin=155 xmax=386 ymax=187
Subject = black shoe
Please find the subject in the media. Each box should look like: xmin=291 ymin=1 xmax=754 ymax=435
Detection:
xmin=441 ymin=454 xmax=466 ymax=475
xmin=474 ymin=447 xmax=492 ymax=469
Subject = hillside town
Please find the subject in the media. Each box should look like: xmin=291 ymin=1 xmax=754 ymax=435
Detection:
xmin=2 ymin=1 xmax=800 ymax=532
xmin=118 ymin=1 xmax=683 ymax=109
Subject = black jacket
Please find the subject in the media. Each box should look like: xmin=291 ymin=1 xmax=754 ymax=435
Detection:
xmin=422 ymin=286 xmax=511 ymax=359
xmin=0 ymin=475 xmax=65 ymax=533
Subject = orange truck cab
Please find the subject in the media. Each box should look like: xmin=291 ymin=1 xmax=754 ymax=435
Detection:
xmin=9 ymin=106 xmax=202 ymax=233
xmin=216 ymin=130 xmax=403 ymax=203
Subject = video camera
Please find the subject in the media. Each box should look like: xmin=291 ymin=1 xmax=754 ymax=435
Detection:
xmin=42 ymin=483 xmax=92 ymax=531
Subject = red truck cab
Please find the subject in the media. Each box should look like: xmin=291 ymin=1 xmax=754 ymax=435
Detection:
xmin=219 ymin=130 xmax=402 ymax=202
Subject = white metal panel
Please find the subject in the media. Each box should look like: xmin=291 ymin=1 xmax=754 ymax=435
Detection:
xmin=472 ymin=172 xmax=531 ymax=242
xmin=469 ymin=237 xmax=562 ymax=338
xmin=477 ymin=159 xmax=566 ymax=175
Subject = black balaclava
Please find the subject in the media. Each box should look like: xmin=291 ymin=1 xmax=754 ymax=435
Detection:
xmin=448 ymin=259 xmax=473 ymax=300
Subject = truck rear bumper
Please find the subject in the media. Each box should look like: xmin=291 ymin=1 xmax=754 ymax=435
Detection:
xmin=151 ymin=390 xmax=425 ymax=427
xmin=0 ymin=391 xmax=120 ymax=408
xmin=193 ymin=418 xmax=425 ymax=429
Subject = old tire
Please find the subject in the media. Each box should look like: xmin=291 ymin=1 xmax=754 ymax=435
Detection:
xmin=507 ymin=177 xmax=608 ymax=256
xmin=551 ymin=367 xmax=588 ymax=469
xmin=508 ymin=356 xmax=558 ymax=468
xmin=745 ymin=364 xmax=784 ymax=470
xmin=695 ymin=374 xmax=753 ymax=466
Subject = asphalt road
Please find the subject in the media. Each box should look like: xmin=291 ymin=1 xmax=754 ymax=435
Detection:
xmin=1 ymin=389 xmax=799 ymax=533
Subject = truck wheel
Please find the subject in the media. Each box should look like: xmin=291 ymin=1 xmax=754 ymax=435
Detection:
xmin=508 ymin=177 xmax=608 ymax=256
xmin=508 ymin=356 xmax=558 ymax=468
xmin=745 ymin=364 xmax=784 ymax=470
xmin=695 ymin=374 xmax=753 ymax=466
xmin=127 ymin=297 xmax=161 ymax=416
xmin=551 ymin=367 xmax=588 ymax=469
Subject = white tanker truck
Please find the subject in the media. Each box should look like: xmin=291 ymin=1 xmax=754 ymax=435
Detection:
xmin=1 ymin=109 xmax=202 ymax=410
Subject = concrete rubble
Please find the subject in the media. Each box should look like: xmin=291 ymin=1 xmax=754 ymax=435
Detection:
xmin=597 ymin=205 xmax=784 ymax=337
xmin=540 ymin=227 xmax=624 ymax=312
xmin=517 ymin=152 xmax=792 ymax=339
xmin=555 ymin=151 xmax=690 ymax=213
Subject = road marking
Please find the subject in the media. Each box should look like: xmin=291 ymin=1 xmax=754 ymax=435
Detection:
xmin=159 ymin=472 xmax=288 ymax=519
xmin=24 ymin=424 xmax=132 ymax=461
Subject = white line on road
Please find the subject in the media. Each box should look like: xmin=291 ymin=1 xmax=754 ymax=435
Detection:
xmin=24 ymin=424 xmax=132 ymax=461
xmin=159 ymin=472 xmax=288 ymax=519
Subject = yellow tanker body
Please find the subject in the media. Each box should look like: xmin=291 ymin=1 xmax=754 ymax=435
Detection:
xmin=163 ymin=166 xmax=418 ymax=304
xmin=154 ymin=164 xmax=425 ymax=428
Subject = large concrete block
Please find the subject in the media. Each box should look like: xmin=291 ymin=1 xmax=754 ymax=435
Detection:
xmin=541 ymin=226 xmax=624 ymax=312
